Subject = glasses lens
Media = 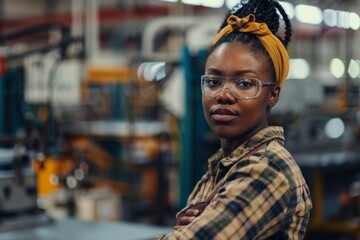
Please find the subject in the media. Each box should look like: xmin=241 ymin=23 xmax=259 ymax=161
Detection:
xmin=201 ymin=76 xmax=260 ymax=99
xmin=232 ymin=78 xmax=259 ymax=99
xmin=202 ymin=76 xmax=221 ymax=97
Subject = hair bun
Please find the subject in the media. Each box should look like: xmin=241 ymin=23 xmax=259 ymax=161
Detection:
xmin=223 ymin=0 xmax=292 ymax=48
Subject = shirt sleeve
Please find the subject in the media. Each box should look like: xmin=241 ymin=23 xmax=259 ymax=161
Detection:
xmin=154 ymin=156 xmax=293 ymax=240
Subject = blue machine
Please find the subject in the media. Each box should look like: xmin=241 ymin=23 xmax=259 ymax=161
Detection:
xmin=0 ymin=58 xmax=4 ymax=136
xmin=179 ymin=46 xmax=220 ymax=208
xmin=2 ymin=66 xmax=25 ymax=138
xmin=0 ymin=63 xmax=4 ymax=135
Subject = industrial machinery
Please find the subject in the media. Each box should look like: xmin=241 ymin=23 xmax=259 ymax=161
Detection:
xmin=0 ymin=144 xmax=49 ymax=231
xmin=0 ymin=23 xmax=84 ymax=230
xmin=0 ymin=17 xmax=176 ymax=226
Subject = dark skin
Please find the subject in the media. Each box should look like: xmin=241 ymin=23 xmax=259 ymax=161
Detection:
xmin=177 ymin=41 xmax=281 ymax=226
xmin=203 ymin=42 xmax=280 ymax=157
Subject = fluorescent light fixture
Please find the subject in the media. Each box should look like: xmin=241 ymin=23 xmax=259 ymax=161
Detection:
xmin=278 ymin=1 xmax=295 ymax=20
xmin=324 ymin=9 xmax=337 ymax=27
xmin=295 ymin=4 xmax=323 ymax=25
xmin=288 ymin=58 xmax=310 ymax=79
xmin=349 ymin=12 xmax=360 ymax=30
xmin=225 ymin=0 xmax=239 ymax=10
xmin=330 ymin=58 xmax=345 ymax=78
xmin=160 ymin=0 xmax=178 ymax=2
xmin=324 ymin=9 xmax=360 ymax=30
xmin=348 ymin=59 xmax=360 ymax=79
xmin=325 ymin=118 xmax=345 ymax=139
xmin=202 ymin=0 xmax=224 ymax=8
xmin=181 ymin=0 xmax=201 ymax=5
xmin=337 ymin=11 xmax=350 ymax=29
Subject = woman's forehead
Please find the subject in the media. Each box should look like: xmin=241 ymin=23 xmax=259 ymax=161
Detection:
xmin=205 ymin=42 xmax=271 ymax=77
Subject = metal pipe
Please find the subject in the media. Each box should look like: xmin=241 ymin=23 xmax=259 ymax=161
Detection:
xmin=85 ymin=0 xmax=99 ymax=60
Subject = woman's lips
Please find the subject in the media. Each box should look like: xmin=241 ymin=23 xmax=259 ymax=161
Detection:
xmin=211 ymin=108 xmax=238 ymax=122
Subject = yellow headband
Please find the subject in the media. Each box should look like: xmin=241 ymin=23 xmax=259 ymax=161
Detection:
xmin=212 ymin=14 xmax=289 ymax=86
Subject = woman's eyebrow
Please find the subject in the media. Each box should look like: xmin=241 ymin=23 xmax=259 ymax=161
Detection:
xmin=205 ymin=68 xmax=221 ymax=75
xmin=206 ymin=68 xmax=257 ymax=76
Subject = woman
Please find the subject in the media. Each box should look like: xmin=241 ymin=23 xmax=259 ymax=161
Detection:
xmin=156 ymin=0 xmax=312 ymax=239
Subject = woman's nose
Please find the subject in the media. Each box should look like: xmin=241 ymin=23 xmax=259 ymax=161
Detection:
xmin=216 ymin=86 xmax=236 ymax=103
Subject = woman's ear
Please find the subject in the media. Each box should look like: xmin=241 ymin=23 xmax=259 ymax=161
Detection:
xmin=268 ymin=85 xmax=281 ymax=108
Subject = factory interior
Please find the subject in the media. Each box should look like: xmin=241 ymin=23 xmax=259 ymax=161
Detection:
xmin=1 ymin=0 xmax=360 ymax=239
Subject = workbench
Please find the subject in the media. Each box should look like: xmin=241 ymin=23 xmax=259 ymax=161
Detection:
xmin=0 ymin=218 xmax=172 ymax=240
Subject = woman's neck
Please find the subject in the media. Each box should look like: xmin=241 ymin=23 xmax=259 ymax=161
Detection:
xmin=220 ymin=123 xmax=268 ymax=157
xmin=220 ymin=138 xmax=246 ymax=157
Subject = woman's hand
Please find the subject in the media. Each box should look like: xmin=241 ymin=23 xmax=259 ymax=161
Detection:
xmin=174 ymin=208 xmax=201 ymax=229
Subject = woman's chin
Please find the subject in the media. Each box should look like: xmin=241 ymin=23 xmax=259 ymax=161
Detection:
xmin=213 ymin=130 xmax=238 ymax=139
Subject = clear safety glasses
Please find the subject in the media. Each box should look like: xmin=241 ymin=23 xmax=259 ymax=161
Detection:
xmin=201 ymin=75 xmax=277 ymax=100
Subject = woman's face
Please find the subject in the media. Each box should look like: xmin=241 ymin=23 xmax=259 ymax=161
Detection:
xmin=202 ymin=42 xmax=279 ymax=140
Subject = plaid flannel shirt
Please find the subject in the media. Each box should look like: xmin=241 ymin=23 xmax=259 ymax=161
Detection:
xmin=155 ymin=126 xmax=312 ymax=240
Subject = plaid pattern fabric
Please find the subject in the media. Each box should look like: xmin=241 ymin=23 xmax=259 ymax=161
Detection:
xmin=155 ymin=126 xmax=312 ymax=240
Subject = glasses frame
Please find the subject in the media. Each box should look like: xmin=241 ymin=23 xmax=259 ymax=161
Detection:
xmin=201 ymin=75 xmax=278 ymax=100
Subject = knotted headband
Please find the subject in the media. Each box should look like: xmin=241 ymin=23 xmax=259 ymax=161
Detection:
xmin=212 ymin=14 xmax=289 ymax=86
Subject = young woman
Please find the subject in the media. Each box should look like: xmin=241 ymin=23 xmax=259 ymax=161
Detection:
xmin=156 ymin=0 xmax=312 ymax=239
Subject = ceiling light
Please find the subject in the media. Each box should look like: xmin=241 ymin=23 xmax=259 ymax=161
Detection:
xmin=330 ymin=58 xmax=345 ymax=79
xmin=295 ymin=4 xmax=323 ymax=25
xmin=202 ymin=0 xmax=224 ymax=8
xmin=349 ymin=12 xmax=360 ymax=30
xmin=324 ymin=9 xmax=337 ymax=27
xmin=288 ymin=58 xmax=310 ymax=79
xmin=337 ymin=11 xmax=350 ymax=29
xmin=181 ymin=0 xmax=201 ymax=5
xmin=348 ymin=59 xmax=360 ymax=79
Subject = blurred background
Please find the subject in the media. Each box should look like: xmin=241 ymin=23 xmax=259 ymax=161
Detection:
xmin=0 ymin=0 xmax=360 ymax=239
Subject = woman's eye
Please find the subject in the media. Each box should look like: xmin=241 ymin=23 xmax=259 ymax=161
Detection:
xmin=236 ymin=79 xmax=254 ymax=88
xmin=206 ymin=79 xmax=221 ymax=87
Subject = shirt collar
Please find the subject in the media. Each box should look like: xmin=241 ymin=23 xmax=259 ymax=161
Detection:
xmin=208 ymin=126 xmax=285 ymax=175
